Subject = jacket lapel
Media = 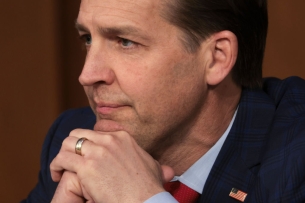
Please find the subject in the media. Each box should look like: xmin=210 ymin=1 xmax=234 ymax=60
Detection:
xmin=198 ymin=88 xmax=275 ymax=203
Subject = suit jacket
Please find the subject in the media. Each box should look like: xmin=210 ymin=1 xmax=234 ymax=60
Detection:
xmin=22 ymin=77 xmax=305 ymax=203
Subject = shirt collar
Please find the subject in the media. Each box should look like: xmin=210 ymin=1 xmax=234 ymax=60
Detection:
xmin=172 ymin=108 xmax=238 ymax=193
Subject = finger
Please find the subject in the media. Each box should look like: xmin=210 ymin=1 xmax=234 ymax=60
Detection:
xmin=61 ymin=136 xmax=106 ymax=159
xmin=69 ymin=129 xmax=108 ymax=144
xmin=50 ymin=151 xmax=85 ymax=182
xmin=61 ymin=136 xmax=91 ymax=153
xmin=161 ymin=165 xmax=175 ymax=183
xmin=63 ymin=131 xmax=126 ymax=158
xmin=51 ymin=140 xmax=108 ymax=181
xmin=51 ymin=171 xmax=85 ymax=203
xmin=69 ymin=129 xmax=127 ymax=146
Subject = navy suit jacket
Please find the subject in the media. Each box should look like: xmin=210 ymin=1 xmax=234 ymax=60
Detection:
xmin=22 ymin=77 xmax=305 ymax=203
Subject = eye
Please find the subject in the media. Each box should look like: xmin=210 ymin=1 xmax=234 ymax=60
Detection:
xmin=119 ymin=38 xmax=136 ymax=48
xmin=80 ymin=34 xmax=92 ymax=45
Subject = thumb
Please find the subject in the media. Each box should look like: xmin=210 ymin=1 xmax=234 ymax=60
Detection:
xmin=161 ymin=165 xmax=175 ymax=183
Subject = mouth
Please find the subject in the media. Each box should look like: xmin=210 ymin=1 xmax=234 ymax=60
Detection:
xmin=95 ymin=102 xmax=129 ymax=115
xmin=93 ymin=102 xmax=130 ymax=131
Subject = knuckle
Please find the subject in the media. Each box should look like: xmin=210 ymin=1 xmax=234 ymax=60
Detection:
xmin=56 ymin=151 xmax=66 ymax=161
xmin=118 ymin=130 xmax=129 ymax=137
xmin=61 ymin=137 xmax=70 ymax=146
xmin=84 ymin=147 xmax=95 ymax=158
xmin=99 ymin=134 xmax=120 ymax=150
xmin=115 ymin=131 xmax=133 ymax=144
xmin=104 ymin=134 xmax=116 ymax=145
xmin=61 ymin=137 xmax=75 ymax=151
xmin=84 ymin=144 xmax=106 ymax=159
xmin=96 ymin=147 xmax=107 ymax=157
xmin=122 ymin=132 xmax=135 ymax=144
xmin=69 ymin=128 xmax=82 ymax=137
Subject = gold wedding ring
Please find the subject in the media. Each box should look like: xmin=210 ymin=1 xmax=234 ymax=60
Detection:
xmin=75 ymin=137 xmax=88 ymax=156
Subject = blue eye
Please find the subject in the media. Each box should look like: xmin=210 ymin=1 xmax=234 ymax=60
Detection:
xmin=121 ymin=38 xmax=134 ymax=47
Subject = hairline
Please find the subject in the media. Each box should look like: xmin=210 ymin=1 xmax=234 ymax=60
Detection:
xmin=159 ymin=0 xmax=211 ymax=53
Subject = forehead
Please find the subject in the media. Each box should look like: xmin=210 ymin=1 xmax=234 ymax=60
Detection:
xmin=80 ymin=0 xmax=157 ymax=10
xmin=79 ymin=0 xmax=162 ymax=24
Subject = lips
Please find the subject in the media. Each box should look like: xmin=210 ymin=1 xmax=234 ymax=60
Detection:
xmin=95 ymin=103 xmax=127 ymax=115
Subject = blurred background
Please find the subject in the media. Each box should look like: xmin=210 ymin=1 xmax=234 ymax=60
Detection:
xmin=0 ymin=0 xmax=305 ymax=202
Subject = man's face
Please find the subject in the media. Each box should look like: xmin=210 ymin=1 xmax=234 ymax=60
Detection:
xmin=77 ymin=0 xmax=209 ymax=151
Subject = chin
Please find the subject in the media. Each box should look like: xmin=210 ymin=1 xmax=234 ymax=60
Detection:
xmin=93 ymin=119 xmax=125 ymax=132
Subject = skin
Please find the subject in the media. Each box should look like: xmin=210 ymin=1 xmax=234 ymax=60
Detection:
xmin=50 ymin=0 xmax=241 ymax=202
xmin=77 ymin=0 xmax=208 ymax=154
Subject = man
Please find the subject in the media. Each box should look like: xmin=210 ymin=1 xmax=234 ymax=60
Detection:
xmin=22 ymin=0 xmax=305 ymax=202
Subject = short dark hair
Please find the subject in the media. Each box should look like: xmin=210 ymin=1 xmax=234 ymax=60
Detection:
xmin=161 ymin=0 xmax=268 ymax=88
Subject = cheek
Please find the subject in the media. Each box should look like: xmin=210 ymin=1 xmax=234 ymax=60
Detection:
xmin=83 ymin=86 xmax=97 ymax=111
xmin=122 ymin=56 xmax=205 ymax=120
xmin=84 ymin=86 xmax=94 ymax=100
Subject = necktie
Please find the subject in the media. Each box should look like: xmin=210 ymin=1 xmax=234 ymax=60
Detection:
xmin=164 ymin=181 xmax=200 ymax=203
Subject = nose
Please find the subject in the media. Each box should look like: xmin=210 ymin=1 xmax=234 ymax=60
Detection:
xmin=79 ymin=47 xmax=115 ymax=86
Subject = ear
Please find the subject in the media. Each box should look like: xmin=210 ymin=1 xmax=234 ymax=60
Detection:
xmin=204 ymin=31 xmax=238 ymax=86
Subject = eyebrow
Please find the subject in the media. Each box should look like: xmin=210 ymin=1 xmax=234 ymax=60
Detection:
xmin=75 ymin=22 xmax=89 ymax=32
xmin=75 ymin=22 xmax=150 ymax=41
xmin=98 ymin=26 xmax=141 ymax=36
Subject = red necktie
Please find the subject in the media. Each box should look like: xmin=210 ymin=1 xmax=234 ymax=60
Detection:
xmin=164 ymin=181 xmax=200 ymax=203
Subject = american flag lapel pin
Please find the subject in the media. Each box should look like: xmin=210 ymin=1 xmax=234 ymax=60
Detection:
xmin=229 ymin=188 xmax=247 ymax=202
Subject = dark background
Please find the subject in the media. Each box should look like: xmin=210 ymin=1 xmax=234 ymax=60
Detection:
xmin=0 ymin=0 xmax=304 ymax=202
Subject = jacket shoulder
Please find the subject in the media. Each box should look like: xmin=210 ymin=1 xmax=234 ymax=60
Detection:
xmin=251 ymin=77 xmax=305 ymax=202
xmin=263 ymin=76 xmax=305 ymax=109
